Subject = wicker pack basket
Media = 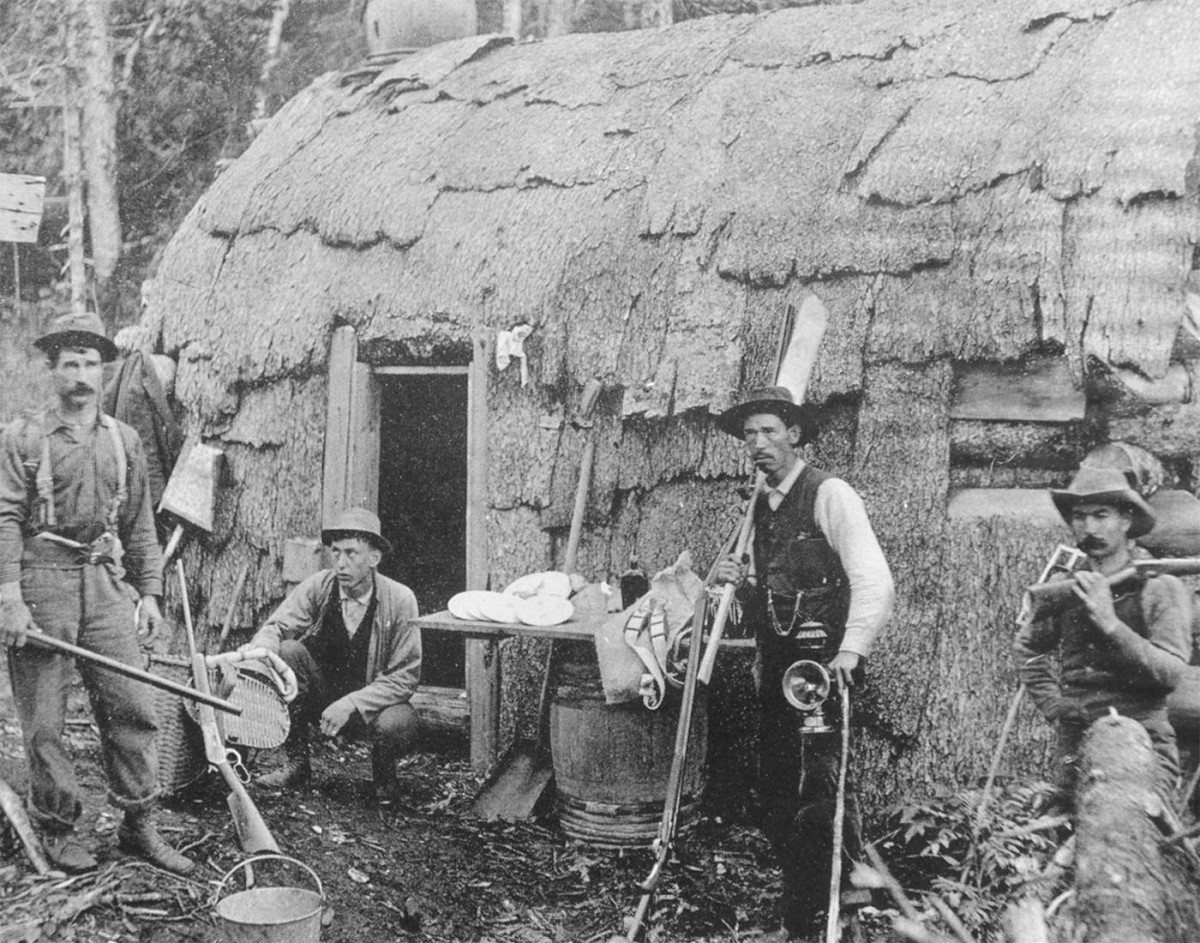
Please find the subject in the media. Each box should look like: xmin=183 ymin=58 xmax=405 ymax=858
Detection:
xmin=146 ymin=654 xmax=292 ymax=793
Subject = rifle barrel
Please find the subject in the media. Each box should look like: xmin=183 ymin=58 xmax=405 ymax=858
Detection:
xmin=26 ymin=633 xmax=242 ymax=716
xmin=1022 ymin=557 xmax=1200 ymax=620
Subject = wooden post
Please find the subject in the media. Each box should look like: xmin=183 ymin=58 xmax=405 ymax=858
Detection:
xmin=465 ymin=331 xmax=499 ymax=770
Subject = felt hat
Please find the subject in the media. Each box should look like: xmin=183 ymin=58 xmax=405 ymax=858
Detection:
xmin=1050 ymin=466 xmax=1156 ymax=539
xmin=34 ymin=312 xmax=119 ymax=363
xmin=321 ymin=507 xmax=392 ymax=556
xmin=716 ymin=385 xmax=820 ymax=443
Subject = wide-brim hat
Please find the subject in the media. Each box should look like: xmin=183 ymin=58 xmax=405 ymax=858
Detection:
xmin=321 ymin=507 xmax=392 ymax=556
xmin=34 ymin=312 xmax=118 ymax=363
xmin=1050 ymin=466 xmax=1156 ymax=539
xmin=716 ymin=385 xmax=820 ymax=443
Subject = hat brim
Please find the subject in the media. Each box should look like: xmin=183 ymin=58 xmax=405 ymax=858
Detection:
xmin=34 ymin=330 xmax=119 ymax=363
xmin=1050 ymin=489 xmax=1156 ymax=539
xmin=717 ymin=400 xmax=819 ymax=443
xmin=321 ymin=528 xmax=392 ymax=556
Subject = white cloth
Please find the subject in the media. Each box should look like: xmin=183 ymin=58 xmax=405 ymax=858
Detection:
xmin=495 ymin=324 xmax=533 ymax=386
xmin=760 ymin=458 xmax=894 ymax=658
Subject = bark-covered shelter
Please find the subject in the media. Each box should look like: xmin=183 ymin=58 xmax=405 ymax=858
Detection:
xmin=141 ymin=0 xmax=1200 ymax=812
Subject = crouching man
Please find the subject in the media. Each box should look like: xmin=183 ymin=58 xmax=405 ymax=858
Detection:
xmin=1015 ymin=467 xmax=1191 ymax=803
xmin=235 ymin=508 xmax=421 ymax=802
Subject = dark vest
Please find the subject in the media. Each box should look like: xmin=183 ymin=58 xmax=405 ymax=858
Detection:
xmin=750 ymin=464 xmax=851 ymax=658
xmin=304 ymin=581 xmax=377 ymax=699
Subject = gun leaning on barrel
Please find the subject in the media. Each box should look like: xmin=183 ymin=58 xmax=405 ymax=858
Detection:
xmin=1020 ymin=557 xmax=1200 ymax=623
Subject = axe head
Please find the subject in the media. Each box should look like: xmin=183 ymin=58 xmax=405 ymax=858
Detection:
xmin=159 ymin=438 xmax=225 ymax=532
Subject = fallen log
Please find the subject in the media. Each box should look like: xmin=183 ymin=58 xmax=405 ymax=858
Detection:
xmin=1074 ymin=714 xmax=1196 ymax=943
xmin=0 ymin=774 xmax=51 ymax=875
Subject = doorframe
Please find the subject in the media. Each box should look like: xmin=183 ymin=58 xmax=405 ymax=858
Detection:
xmin=323 ymin=327 xmax=499 ymax=769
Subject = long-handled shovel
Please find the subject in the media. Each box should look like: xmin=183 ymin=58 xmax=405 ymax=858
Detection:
xmin=471 ymin=380 xmax=603 ymax=821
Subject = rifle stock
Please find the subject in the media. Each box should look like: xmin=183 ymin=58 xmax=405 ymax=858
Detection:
xmin=177 ymin=561 xmax=280 ymax=855
xmin=1022 ymin=557 xmax=1200 ymax=621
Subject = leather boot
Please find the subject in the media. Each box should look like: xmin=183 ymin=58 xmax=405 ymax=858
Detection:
xmin=259 ymin=728 xmax=311 ymax=789
xmin=42 ymin=829 xmax=97 ymax=874
xmin=118 ymin=810 xmax=195 ymax=875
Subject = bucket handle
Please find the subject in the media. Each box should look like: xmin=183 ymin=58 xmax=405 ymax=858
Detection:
xmin=212 ymin=854 xmax=325 ymax=907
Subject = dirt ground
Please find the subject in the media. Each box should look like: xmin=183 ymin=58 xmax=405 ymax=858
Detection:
xmin=0 ymin=666 xmax=885 ymax=943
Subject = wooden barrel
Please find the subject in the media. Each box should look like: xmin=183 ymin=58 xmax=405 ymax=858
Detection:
xmin=550 ymin=683 xmax=708 ymax=849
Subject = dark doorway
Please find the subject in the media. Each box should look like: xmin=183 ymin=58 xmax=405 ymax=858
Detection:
xmin=376 ymin=371 xmax=468 ymax=688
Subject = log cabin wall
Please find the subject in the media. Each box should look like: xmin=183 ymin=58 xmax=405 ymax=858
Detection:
xmin=142 ymin=0 xmax=1200 ymax=812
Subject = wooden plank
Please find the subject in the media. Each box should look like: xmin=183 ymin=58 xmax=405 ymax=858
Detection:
xmin=347 ymin=361 xmax=380 ymax=512
xmin=947 ymin=488 xmax=1060 ymax=523
xmin=322 ymin=326 xmax=357 ymax=524
xmin=950 ymin=357 xmax=1085 ymax=422
xmin=0 ymin=173 xmax=46 ymax=244
xmin=373 ymin=365 xmax=469 ymax=375
xmin=408 ymin=611 xmax=755 ymax=647
xmin=465 ymin=332 xmax=499 ymax=769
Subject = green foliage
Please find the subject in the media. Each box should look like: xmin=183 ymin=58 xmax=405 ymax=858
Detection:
xmin=876 ymin=781 xmax=1067 ymax=942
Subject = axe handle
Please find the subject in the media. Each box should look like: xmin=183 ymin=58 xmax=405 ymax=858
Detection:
xmin=26 ymin=633 xmax=242 ymax=716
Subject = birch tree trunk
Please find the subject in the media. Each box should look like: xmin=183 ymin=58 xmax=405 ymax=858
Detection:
xmin=75 ymin=0 xmax=121 ymax=287
xmin=61 ymin=63 xmax=88 ymax=316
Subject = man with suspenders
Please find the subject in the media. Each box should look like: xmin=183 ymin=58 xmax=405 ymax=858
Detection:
xmin=0 ymin=313 xmax=193 ymax=874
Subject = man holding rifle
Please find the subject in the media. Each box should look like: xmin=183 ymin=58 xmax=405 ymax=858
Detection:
xmin=1015 ymin=466 xmax=1191 ymax=804
xmin=712 ymin=386 xmax=894 ymax=941
xmin=0 ymin=313 xmax=194 ymax=875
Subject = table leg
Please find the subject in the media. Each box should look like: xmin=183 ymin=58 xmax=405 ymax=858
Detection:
xmin=466 ymin=638 xmax=501 ymax=771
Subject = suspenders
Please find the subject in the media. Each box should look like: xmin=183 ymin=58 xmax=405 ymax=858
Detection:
xmin=24 ymin=412 xmax=128 ymax=536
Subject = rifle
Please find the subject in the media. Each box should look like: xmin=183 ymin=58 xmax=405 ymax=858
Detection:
xmin=625 ymin=593 xmax=708 ymax=942
xmin=1020 ymin=556 xmax=1200 ymax=623
xmin=177 ymin=560 xmax=280 ymax=854
xmin=24 ymin=632 xmax=242 ymax=716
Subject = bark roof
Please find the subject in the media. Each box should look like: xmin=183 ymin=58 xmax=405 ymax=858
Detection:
xmin=149 ymin=0 xmax=1200 ymax=427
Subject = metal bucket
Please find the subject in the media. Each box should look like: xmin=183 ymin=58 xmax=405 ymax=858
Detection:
xmin=214 ymin=855 xmax=325 ymax=943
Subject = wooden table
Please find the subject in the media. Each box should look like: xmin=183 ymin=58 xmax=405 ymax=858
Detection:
xmin=408 ymin=610 xmax=753 ymax=769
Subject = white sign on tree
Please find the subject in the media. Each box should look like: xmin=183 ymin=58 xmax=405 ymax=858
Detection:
xmin=0 ymin=173 xmax=47 ymax=244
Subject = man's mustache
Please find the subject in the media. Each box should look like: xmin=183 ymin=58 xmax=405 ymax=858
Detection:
xmin=70 ymin=383 xmax=94 ymax=395
xmin=1078 ymin=537 xmax=1106 ymax=552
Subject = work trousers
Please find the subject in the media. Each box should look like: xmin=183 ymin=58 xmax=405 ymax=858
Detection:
xmin=276 ymin=640 xmax=419 ymax=765
xmin=755 ymin=632 xmax=861 ymax=935
xmin=8 ymin=556 xmax=159 ymax=831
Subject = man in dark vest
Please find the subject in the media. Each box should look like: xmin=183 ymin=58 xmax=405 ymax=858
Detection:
xmin=1015 ymin=467 xmax=1190 ymax=803
xmin=235 ymin=508 xmax=421 ymax=802
xmin=0 ymin=313 xmax=194 ymax=874
xmin=712 ymin=386 xmax=894 ymax=941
